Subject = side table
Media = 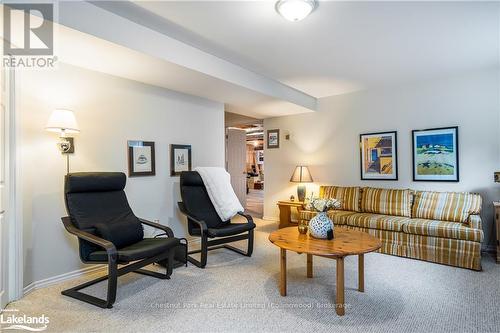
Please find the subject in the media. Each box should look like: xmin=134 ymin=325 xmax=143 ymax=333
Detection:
xmin=277 ymin=200 xmax=304 ymax=229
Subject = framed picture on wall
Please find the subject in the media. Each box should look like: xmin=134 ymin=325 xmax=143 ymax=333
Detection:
xmin=170 ymin=144 xmax=192 ymax=176
xmin=360 ymin=131 xmax=398 ymax=180
xmin=256 ymin=150 xmax=264 ymax=164
xmin=267 ymin=129 xmax=280 ymax=149
xmin=412 ymin=126 xmax=459 ymax=182
xmin=128 ymin=141 xmax=155 ymax=177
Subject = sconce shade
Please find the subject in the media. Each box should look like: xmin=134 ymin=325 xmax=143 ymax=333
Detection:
xmin=45 ymin=109 xmax=80 ymax=134
xmin=290 ymin=166 xmax=313 ymax=183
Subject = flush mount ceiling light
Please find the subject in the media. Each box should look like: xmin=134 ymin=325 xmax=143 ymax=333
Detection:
xmin=276 ymin=0 xmax=317 ymax=22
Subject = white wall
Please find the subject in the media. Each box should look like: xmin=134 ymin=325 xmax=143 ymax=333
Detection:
xmin=17 ymin=63 xmax=225 ymax=286
xmin=264 ymin=68 xmax=500 ymax=249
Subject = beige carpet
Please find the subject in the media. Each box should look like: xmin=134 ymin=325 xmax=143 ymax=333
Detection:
xmin=5 ymin=217 xmax=500 ymax=333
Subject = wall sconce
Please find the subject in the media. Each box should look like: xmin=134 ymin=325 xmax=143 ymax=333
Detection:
xmin=45 ymin=109 xmax=80 ymax=154
xmin=46 ymin=109 xmax=80 ymax=174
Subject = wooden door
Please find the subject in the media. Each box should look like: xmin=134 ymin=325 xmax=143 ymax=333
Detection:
xmin=226 ymin=128 xmax=247 ymax=207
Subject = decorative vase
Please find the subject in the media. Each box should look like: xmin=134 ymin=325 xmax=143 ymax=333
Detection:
xmin=308 ymin=212 xmax=334 ymax=239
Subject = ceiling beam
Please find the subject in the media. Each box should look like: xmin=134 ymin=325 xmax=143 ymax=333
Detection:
xmin=55 ymin=1 xmax=317 ymax=114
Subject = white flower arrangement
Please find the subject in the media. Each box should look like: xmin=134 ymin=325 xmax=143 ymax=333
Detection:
xmin=305 ymin=198 xmax=341 ymax=212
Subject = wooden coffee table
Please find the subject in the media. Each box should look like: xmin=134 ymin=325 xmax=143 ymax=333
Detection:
xmin=268 ymin=227 xmax=382 ymax=315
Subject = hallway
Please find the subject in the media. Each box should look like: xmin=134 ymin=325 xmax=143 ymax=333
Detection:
xmin=245 ymin=189 xmax=263 ymax=218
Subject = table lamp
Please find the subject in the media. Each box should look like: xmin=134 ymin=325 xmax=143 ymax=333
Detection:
xmin=290 ymin=165 xmax=313 ymax=202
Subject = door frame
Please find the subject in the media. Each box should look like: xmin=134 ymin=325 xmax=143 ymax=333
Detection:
xmin=1 ymin=64 xmax=23 ymax=307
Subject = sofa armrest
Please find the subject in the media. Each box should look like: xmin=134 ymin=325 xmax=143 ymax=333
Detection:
xmin=468 ymin=214 xmax=482 ymax=230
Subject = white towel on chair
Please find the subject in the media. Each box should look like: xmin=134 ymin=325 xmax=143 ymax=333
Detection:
xmin=194 ymin=167 xmax=244 ymax=221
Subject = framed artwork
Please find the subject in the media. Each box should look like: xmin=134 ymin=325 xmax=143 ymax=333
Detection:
xmin=267 ymin=129 xmax=280 ymax=149
xmin=256 ymin=150 xmax=264 ymax=164
xmin=360 ymin=131 xmax=398 ymax=180
xmin=128 ymin=141 xmax=155 ymax=177
xmin=170 ymin=144 xmax=192 ymax=176
xmin=412 ymin=126 xmax=459 ymax=182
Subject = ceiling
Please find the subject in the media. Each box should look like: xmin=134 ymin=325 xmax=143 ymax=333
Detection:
xmin=135 ymin=1 xmax=499 ymax=98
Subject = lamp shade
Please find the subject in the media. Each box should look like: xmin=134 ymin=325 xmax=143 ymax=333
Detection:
xmin=290 ymin=166 xmax=313 ymax=183
xmin=45 ymin=109 xmax=80 ymax=133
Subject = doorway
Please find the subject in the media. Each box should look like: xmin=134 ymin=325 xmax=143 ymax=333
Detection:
xmin=225 ymin=112 xmax=264 ymax=219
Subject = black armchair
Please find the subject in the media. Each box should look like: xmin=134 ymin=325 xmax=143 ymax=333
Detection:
xmin=178 ymin=171 xmax=255 ymax=268
xmin=61 ymin=172 xmax=187 ymax=308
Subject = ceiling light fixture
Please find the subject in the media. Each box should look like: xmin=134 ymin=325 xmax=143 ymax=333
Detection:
xmin=276 ymin=0 xmax=317 ymax=22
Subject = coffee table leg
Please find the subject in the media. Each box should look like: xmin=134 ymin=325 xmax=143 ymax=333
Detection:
xmin=336 ymin=256 xmax=345 ymax=316
xmin=307 ymin=254 xmax=313 ymax=278
xmin=358 ymin=254 xmax=364 ymax=292
xmin=280 ymin=249 xmax=287 ymax=296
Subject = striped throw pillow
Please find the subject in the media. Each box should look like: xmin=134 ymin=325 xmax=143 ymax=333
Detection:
xmin=361 ymin=187 xmax=412 ymax=217
xmin=319 ymin=186 xmax=361 ymax=212
xmin=412 ymin=191 xmax=482 ymax=223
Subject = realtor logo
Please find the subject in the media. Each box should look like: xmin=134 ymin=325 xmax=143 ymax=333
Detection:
xmin=3 ymin=3 xmax=54 ymax=56
xmin=0 ymin=309 xmax=49 ymax=331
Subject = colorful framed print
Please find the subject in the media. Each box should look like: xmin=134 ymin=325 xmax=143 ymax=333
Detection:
xmin=170 ymin=144 xmax=192 ymax=176
xmin=128 ymin=141 xmax=155 ymax=177
xmin=412 ymin=126 xmax=459 ymax=182
xmin=267 ymin=129 xmax=280 ymax=149
xmin=360 ymin=131 xmax=398 ymax=180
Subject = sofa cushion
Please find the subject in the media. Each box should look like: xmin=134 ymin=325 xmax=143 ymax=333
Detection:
xmin=320 ymin=186 xmax=361 ymax=212
xmin=346 ymin=213 xmax=409 ymax=232
xmin=412 ymin=191 xmax=482 ymax=223
xmin=300 ymin=210 xmax=356 ymax=225
xmin=402 ymin=218 xmax=483 ymax=242
xmin=361 ymin=187 xmax=412 ymax=217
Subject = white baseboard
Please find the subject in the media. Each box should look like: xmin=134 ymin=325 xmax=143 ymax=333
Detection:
xmin=23 ymin=265 xmax=106 ymax=296
xmin=20 ymin=235 xmax=228 ymax=297
xmin=262 ymin=216 xmax=279 ymax=222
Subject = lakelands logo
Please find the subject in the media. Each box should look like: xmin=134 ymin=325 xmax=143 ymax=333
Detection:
xmin=0 ymin=309 xmax=49 ymax=331
xmin=3 ymin=3 xmax=57 ymax=68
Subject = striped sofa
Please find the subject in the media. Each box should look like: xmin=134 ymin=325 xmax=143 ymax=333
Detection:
xmin=299 ymin=186 xmax=483 ymax=270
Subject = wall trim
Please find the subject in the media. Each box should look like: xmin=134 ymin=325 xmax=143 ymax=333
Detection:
xmin=262 ymin=215 xmax=279 ymax=222
xmin=23 ymin=265 xmax=106 ymax=296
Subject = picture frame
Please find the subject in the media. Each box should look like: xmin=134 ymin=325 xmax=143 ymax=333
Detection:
xmin=412 ymin=126 xmax=459 ymax=182
xmin=170 ymin=144 xmax=192 ymax=176
xmin=256 ymin=150 xmax=264 ymax=164
xmin=267 ymin=129 xmax=280 ymax=149
xmin=360 ymin=131 xmax=398 ymax=180
xmin=128 ymin=141 xmax=155 ymax=177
